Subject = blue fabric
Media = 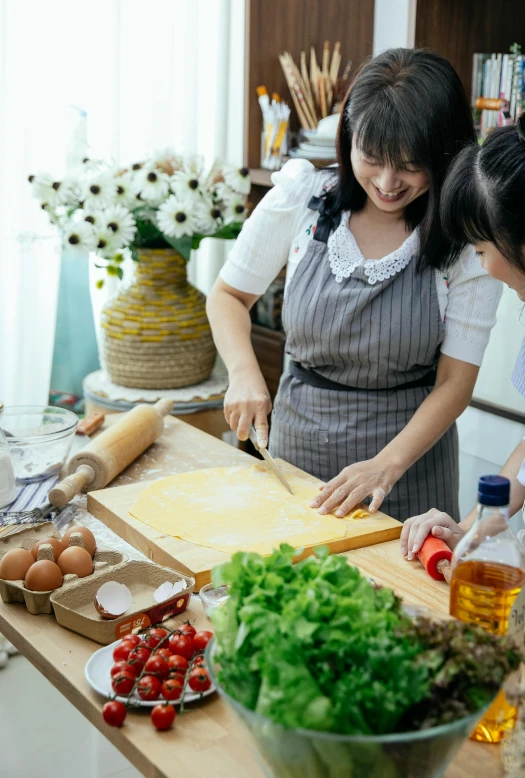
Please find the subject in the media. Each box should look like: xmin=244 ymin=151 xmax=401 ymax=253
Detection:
xmin=50 ymin=250 xmax=99 ymax=398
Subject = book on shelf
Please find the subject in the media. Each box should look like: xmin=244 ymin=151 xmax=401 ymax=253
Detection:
xmin=472 ymin=51 xmax=524 ymax=138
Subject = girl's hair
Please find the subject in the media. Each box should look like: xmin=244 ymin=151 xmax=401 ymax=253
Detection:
xmin=441 ymin=114 xmax=525 ymax=268
xmin=324 ymin=48 xmax=476 ymax=271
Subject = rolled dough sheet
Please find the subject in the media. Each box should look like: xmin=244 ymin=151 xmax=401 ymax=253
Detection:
xmin=129 ymin=463 xmax=348 ymax=555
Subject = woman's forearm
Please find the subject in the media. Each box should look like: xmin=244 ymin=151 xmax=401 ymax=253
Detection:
xmin=206 ymin=279 xmax=261 ymax=377
xmin=378 ymin=355 xmax=479 ymax=480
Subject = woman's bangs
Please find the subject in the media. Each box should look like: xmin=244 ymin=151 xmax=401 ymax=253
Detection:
xmin=352 ymin=102 xmax=428 ymax=172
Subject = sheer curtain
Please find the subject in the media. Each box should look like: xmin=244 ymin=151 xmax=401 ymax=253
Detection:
xmin=0 ymin=0 xmax=244 ymax=406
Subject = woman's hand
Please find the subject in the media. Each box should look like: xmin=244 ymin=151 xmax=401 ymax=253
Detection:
xmin=224 ymin=368 xmax=272 ymax=446
xmin=311 ymin=457 xmax=400 ymax=517
xmin=400 ymin=509 xmax=464 ymax=559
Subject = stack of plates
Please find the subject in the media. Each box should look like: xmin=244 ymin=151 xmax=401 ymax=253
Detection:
xmin=290 ymin=129 xmax=337 ymax=161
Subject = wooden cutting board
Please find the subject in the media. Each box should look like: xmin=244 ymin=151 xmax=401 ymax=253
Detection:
xmin=88 ymin=460 xmax=402 ymax=588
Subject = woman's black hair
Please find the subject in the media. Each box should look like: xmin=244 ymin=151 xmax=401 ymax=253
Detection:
xmin=324 ymin=48 xmax=476 ymax=271
xmin=441 ymin=114 xmax=525 ymax=269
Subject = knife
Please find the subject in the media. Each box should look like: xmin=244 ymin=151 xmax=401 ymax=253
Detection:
xmin=249 ymin=427 xmax=294 ymax=495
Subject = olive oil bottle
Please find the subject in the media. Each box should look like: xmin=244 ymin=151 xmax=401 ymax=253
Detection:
xmin=449 ymin=476 xmax=525 ymax=743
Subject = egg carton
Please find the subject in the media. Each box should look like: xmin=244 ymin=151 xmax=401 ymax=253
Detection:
xmin=0 ymin=522 xmax=126 ymax=616
xmin=51 ymin=560 xmax=195 ymax=644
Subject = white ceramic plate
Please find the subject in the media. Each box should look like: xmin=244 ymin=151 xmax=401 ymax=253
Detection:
xmin=85 ymin=639 xmax=215 ymax=707
xmin=289 ymin=148 xmax=337 ymax=160
xmin=302 ymin=130 xmax=337 ymax=145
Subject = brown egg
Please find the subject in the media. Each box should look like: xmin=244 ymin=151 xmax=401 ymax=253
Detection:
xmin=31 ymin=537 xmax=64 ymax=562
xmin=62 ymin=525 xmax=96 ymax=557
xmin=0 ymin=548 xmax=35 ymax=581
xmin=24 ymin=560 xmax=63 ymax=591
xmin=57 ymin=546 xmax=94 ymax=578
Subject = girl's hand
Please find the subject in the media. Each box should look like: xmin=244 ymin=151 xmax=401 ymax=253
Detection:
xmin=400 ymin=509 xmax=464 ymax=559
xmin=224 ymin=368 xmax=272 ymax=447
xmin=311 ymin=458 xmax=399 ymax=517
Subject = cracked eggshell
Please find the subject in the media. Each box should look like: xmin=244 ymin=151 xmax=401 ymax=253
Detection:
xmin=153 ymin=580 xmax=186 ymax=603
xmin=94 ymin=581 xmax=132 ymax=619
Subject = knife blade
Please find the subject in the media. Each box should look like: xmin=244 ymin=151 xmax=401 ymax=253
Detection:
xmin=249 ymin=427 xmax=294 ymax=495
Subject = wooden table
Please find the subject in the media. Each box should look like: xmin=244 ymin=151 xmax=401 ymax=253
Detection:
xmin=0 ymin=419 xmax=505 ymax=778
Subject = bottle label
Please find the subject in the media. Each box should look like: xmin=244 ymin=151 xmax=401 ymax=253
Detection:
xmin=508 ymin=586 xmax=525 ymax=650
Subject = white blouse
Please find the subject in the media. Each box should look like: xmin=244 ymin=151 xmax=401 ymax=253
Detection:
xmin=220 ymin=159 xmax=503 ymax=367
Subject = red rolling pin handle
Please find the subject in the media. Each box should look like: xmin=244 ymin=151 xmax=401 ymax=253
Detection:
xmin=417 ymin=536 xmax=453 ymax=581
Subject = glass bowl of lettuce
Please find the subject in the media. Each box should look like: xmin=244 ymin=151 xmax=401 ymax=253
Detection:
xmin=207 ymin=545 xmax=522 ymax=778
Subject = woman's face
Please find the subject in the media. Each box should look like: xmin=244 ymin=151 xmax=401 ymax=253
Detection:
xmin=351 ymin=136 xmax=429 ymax=214
xmin=474 ymin=241 xmax=525 ymax=301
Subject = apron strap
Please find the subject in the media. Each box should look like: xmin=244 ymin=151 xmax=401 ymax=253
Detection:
xmin=308 ymin=195 xmax=342 ymax=245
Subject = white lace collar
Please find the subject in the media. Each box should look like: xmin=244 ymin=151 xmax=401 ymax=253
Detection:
xmin=327 ymin=212 xmax=420 ymax=284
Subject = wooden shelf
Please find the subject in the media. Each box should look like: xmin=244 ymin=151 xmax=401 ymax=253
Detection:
xmin=251 ymin=324 xmax=286 ymax=401
xmin=249 ymin=168 xmax=274 ymax=188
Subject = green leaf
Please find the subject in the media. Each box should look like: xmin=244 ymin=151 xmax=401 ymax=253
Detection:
xmin=163 ymin=234 xmax=193 ymax=261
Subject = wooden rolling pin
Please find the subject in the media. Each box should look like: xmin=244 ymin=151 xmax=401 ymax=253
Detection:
xmin=48 ymin=399 xmax=174 ymax=507
xmin=417 ymin=536 xmax=453 ymax=583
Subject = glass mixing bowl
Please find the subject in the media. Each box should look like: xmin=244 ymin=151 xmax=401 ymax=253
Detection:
xmin=2 ymin=406 xmax=78 ymax=482
xmin=206 ymin=640 xmax=490 ymax=778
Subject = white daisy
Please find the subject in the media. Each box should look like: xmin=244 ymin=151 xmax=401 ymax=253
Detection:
xmin=170 ymin=165 xmax=204 ymax=201
xmin=80 ymin=174 xmax=114 ymax=211
xmin=113 ymin=172 xmax=139 ymax=208
xmin=157 ymin=195 xmax=196 ymax=238
xmin=63 ymin=221 xmax=95 ymax=255
xmin=195 ymin=198 xmax=223 ymax=234
xmin=223 ymin=192 xmax=248 ymax=223
xmin=28 ymin=173 xmax=60 ymax=208
xmin=222 ymin=163 xmax=251 ymax=195
xmin=100 ymin=204 xmax=136 ymax=248
xmin=92 ymin=225 xmax=117 ymax=256
xmin=133 ymin=165 xmax=170 ymax=204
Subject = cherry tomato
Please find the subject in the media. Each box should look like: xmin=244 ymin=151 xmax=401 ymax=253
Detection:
xmin=128 ymin=646 xmax=151 ymax=674
xmin=139 ymin=633 xmax=163 ymax=651
xmin=147 ymin=627 xmax=168 ymax=640
xmin=112 ymin=639 xmax=136 ymax=663
xmin=168 ymin=633 xmax=194 ymax=660
xmin=121 ymin=634 xmax=141 ymax=648
xmin=137 ymin=675 xmax=162 ymax=701
xmin=112 ymin=670 xmax=136 ymax=696
xmin=192 ymin=656 xmax=206 ymax=669
xmin=161 ymin=677 xmax=184 ymax=701
xmin=193 ymin=631 xmax=213 ymax=652
xmin=151 ymin=703 xmax=176 ymax=731
xmin=145 ymin=654 xmax=169 ymax=680
xmin=188 ymin=667 xmax=211 ymax=693
xmin=168 ymin=654 xmax=189 ymax=674
xmin=156 ymin=648 xmax=172 ymax=661
xmin=102 ymin=700 xmax=127 ymax=728
xmin=178 ymin=622 xmax=196 ymax=638
xmin=110 ymin=661 xmax=130 ymax=679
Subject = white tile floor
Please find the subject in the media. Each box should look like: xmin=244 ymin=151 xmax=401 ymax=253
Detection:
xmin=0 ymin=654 xmax=143 ymax=778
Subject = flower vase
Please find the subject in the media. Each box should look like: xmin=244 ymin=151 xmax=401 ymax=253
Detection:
xmin=100 ymin=249 xmax=216 ymax=389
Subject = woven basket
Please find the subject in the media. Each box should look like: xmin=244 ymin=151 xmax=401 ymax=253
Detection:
xmin=100 ymin=249 xmax=216 ymax=389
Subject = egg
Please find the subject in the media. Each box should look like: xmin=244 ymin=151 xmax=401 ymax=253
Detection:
xmin=31 ymin=537 xmax=64 ymax=562
xmin=24 ymin=560 xmax=63 ymax=591
xmin=0 ymin=548 xmax=35 ymax=581
xmin=62 ymin=525 xmax=96 ymax=557
xmin=57 ymin=546 xmax=94 ymax=578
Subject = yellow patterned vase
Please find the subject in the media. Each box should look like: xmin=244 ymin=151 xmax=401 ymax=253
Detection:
xmin=100 ymin=249 xmax=216 ymax=389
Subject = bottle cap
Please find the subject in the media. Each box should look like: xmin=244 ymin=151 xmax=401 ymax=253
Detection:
xmin=478 ymin=475 xmax=510 ymax=506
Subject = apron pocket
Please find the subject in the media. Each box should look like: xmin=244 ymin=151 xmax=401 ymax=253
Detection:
xmin=269 ymin=409 xmax=331 ymax=482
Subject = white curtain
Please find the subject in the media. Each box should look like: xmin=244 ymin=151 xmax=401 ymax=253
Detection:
xmin=0 ymin=0 xmax=244 ymax=406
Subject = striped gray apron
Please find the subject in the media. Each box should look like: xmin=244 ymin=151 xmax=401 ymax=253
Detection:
xmin=269 ymin=199 xmax=460 ymax=522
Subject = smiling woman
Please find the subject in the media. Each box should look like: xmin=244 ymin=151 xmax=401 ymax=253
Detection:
xmin=207 ymin=48 xmax=503 ymax=523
